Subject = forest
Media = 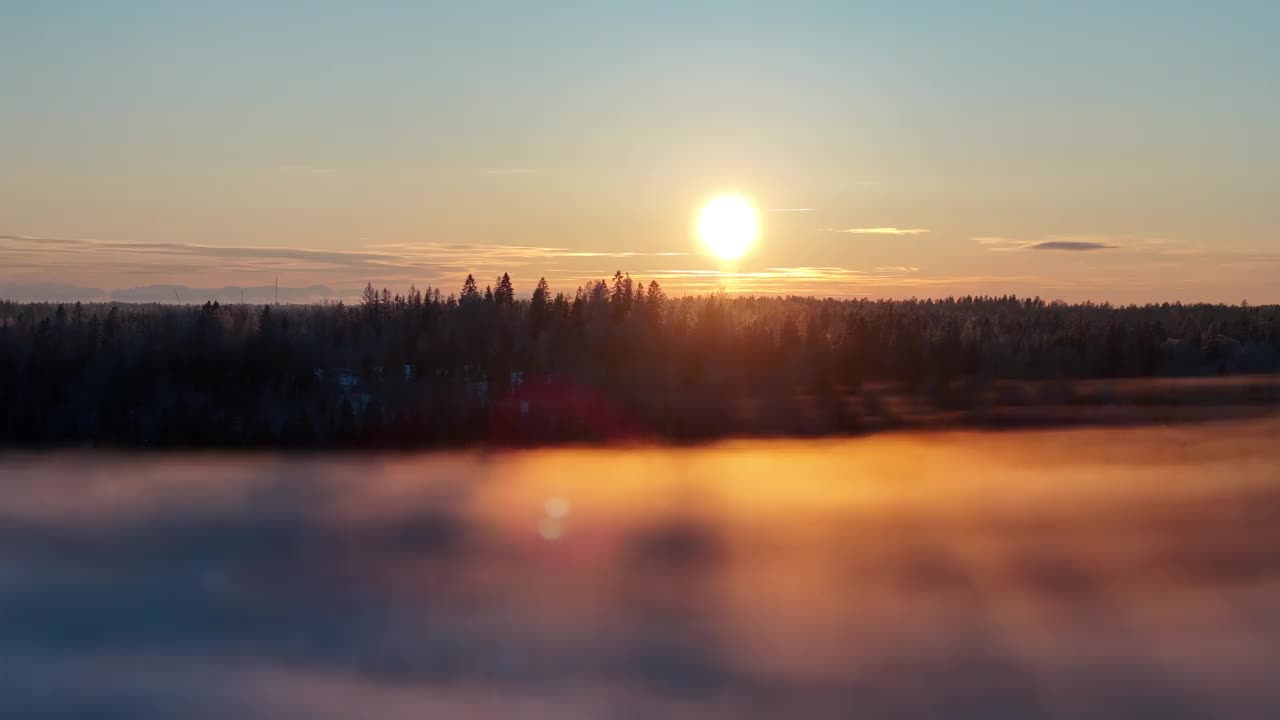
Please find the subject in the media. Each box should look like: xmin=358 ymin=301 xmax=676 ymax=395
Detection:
xmin=3 ymin=271 xmax=1280 ymax=447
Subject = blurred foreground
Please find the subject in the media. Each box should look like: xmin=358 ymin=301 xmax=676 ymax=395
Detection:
xmin=2 ymin=419 xmax=1279 ymax=718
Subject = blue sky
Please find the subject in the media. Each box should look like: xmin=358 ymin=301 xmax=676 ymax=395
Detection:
xmin=3 ymin=1 xmax=1278 ymax=302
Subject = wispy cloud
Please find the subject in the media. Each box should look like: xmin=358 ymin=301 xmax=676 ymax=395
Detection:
xmin=481 ymin=168 xmax=537 ymax=176
xmin=368 ymin=241 xmax=685 ymax=260
xmin=769 ymin=207 xmax=816 ymax=212
xmin=827 ymin=227 xmax=930 ymax=235
xmin=978 ymin=235 xmax=1136 ymax=252
xmin=21 ymin=232 xmax=1258 ymax=304
xmin=0 ymin=237 xmax=1137 ymax=302
xmin=0 ymin=234 xmax=691 ymax=299
xmin=977 ymin=236 xmax=1280 ymax=281
xmin=2 ymin=236 xmax=685 ymax=264
xmin=975 ymin=237 xmax=1022 ymax=249
xmin=640 ymin=266 xmax=985 ymax=285
xmin=0 ymin=281 xmax=339 ymax=304
xmin=1027 ymin=240 xmax=1114 ymax=252
xmin=625 ymin=266 xmax=1039 ymax=297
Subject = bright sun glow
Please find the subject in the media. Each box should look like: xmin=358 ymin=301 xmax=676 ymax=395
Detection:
xmin=698 ymin=194 xmax=759 ymax=260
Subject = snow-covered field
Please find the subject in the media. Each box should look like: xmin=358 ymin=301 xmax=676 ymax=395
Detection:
xmin=3 ymin=419 xmax=1279 ymax=718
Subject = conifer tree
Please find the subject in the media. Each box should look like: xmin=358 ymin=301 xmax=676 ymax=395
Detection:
xmin=495 ymin=272 xmax=515 ymax=305
xmin=460 ymin=274 xmax=480 ymax=303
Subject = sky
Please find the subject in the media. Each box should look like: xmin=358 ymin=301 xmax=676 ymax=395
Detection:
xmin=2 ymin=1 xmax=1278 ymax=303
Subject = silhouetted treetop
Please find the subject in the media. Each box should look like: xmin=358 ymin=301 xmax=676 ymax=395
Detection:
xmin=460 ymin=274 xmax=480 ymax=302
xmin=1 ymin=278 xmax=1278 ymax=448
xmin=495 ymin=273 xmax=515 ymax=306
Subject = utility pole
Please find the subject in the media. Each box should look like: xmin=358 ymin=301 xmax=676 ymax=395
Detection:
xmin=275 ymin=276 xmax=278 ymax=305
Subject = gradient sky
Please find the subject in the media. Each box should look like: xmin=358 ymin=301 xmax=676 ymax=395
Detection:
xmin=3 ymin=1 xmax=1278 ymax=303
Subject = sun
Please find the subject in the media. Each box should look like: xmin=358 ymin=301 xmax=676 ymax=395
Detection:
xmin=697 ymin=194 xmax=759 ymax=260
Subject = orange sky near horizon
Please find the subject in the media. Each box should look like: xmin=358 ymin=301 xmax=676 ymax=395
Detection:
xmin=2 ymin=3 xmax=1277 ymax=304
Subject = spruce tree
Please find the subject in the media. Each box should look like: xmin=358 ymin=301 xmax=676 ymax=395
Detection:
xmin=460 ymin=274 xmax=480 ymax=303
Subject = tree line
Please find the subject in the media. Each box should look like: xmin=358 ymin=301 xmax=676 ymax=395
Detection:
xmin=2 ymin=271 xmax=1279 ymax=447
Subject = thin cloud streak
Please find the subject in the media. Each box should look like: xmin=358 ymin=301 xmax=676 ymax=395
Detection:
xmin=625 ymin=267 xmax=1044 ymax=297
xmin=977 ymin=235 xmax=1155 ymax=252
xmin=2 ymin=233 xmax=1045 ymax=301
xmin=769 ymin=208 xmax=816 ymax=212
xmin=368 ymin=241 xmax=686 ymax=259
xmin=16 ymin=233 xmax=1254 ymax=304
xmin=0 ymin=282 xmax=338 ymax=304
xmin=827 ymin=228 xmax=930 ymax=235
xmin=975 ymin=237 xmax=1023 ymax=249
xmin=0 ymin=234 xmax=691 ymax=298
xmin=4 ymin=236 xmax=686 ymax=265
xmin=1028 ymin=241 xmax=1114 ymax=251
